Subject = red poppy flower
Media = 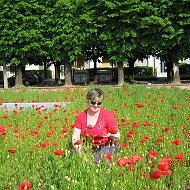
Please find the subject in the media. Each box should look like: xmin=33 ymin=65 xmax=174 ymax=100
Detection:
xmin=8 ymin=149 xmax=17 ymax=153
xmin=33 ymin=130 xmax=39 ymax=134
xmin=158 ymin=157 xmax=173 ymax=171
xmin=2 ymin=115 xmax=8 ymax=119
xmin=13 ymin=110 xmax=19 ymax=115
xmin=130 ymin=155 xmax=142 ymax=163
xmin=158 ymin=161 xmax=172 ymax=176
xmin=61 ymin=128 xmax=68 ymax=134
xmin=163 ymin=126 xmax=170 ymax=133
xmin=128 ymin=130 xmax=134 ymax=135
xmin=127 ymin=130 xmax=135 ymax=139
xmin=136 ymin=104 xmax=143 ymax=108
xmin=143 ymin=121 xmax=151 ymax=126
xmin=125 ymin=159 xmax=134 ymax=171
xmin=108 ymin=126 xmax=118 ymax=134
xmin=140 ymin=136 xmax=150 ymax=144
xmin=175 ymin=154 xmax=184 ymax=160
xmin=149 ymin=170 xmax=162 ymax=180
xmin=132 ymin=122 xmax=139 ymax=128
xmin=52 ymin=142 xmax=59 ymax=147
xmin=38 ymin=121 xmax=43 ymax=125
xmin=54 ymin=150 xmax=64 ymax=156
xmin=123 ymin=104 xmax=128 ymax=107
xmin=157 ymin=135 xmax=163 ymax=145
xmin=0 ymin=125 xmax=7 ymax=135
xmin=149 ymin=151 xmax=157 ymax=158
xmin=46 ymin=131 xmax=52 ymax=138
xmin=33 ymin=143 xmax=40 ymax=149
xmin=41 ymin=142 xmax=51 ymax=148
xmin=74 ymin=140 xmax=83 ymax=145
xmin=172 ymin=139 xmax=183 ymax=145
xmin=105 ymin=154 xmax=113 ymax=161
xmin=123 ymin=121 xmax=130 ymax=126
xmin=117 ymin=158 xmax=128 ymax=166
xmin=121 ymin=118 xmax=126 ymax=122
xmin=143 ymin=172 xmax=147 ymax=179
xmin=18 ymin=181 xmax=32 ymax=190
xmin=120 ymin=142 xmax=127 ymax=147
xmin=44 ymin=115 xmax=48 ymax=119
xmin=70 ymin=124 xmax=75 ymax=128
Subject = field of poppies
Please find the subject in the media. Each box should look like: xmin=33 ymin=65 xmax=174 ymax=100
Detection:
xmin=0 ymin=84 xmax=189 ymax=190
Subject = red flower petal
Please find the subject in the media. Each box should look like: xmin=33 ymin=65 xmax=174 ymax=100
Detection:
xmin=117 ymin=158 xmax=128 ymax=166
xmin=175 ymin=154 xmax=184 ymax=160
xmin=149 ymin=170 xmax=162 ymax=180
xmin=172 ymin=139 xmax=183 ymax=145
xmin=105 ymin=154 xmax=113 ymax=161
xmin=149 ymin=151 xmax=157 ymax=158
xmin=18 ymin=181 xmax=32 ymax=190
xmin=74 ymin=140 xmax=83 ymax=145
xmin=108 ymin=126 xmax=118 ymax=134
xmin=130 ymin=155 xmax=142 ymax=163
xmin=8 ymin=149 xmax=17 ymax=153
xmin=54 ymin=150 xmax=64 ymax=156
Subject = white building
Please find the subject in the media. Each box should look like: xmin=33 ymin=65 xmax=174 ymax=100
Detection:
xmin=1 ymin=57 xmax=189 ymax=79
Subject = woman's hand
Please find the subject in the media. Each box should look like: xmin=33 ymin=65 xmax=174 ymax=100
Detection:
xmin=72 ymin=128 xmax=82 ymax=153
xmin=74 ymin=144 xmax=82 ymax=153
xmin=110 ymin=131 xmax=120 ymax=143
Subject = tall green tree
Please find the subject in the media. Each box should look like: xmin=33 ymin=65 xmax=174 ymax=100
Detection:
xmin=149 ymin=0 xmax=190 ymax=83
xmin=90 ymin=0 xmax=156 ymax=85
xmin=0 ymin=0 xmax=44 ymax=87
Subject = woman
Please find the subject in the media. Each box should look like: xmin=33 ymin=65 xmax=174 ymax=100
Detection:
xmin=72 ymin=88 xmax=120 ymax=163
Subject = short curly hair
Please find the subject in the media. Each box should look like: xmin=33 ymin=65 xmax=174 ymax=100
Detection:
xmin=87 ymin=88 xmax=104 ymax=101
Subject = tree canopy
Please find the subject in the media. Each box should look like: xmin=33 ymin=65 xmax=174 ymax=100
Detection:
xmin=0 ymin=0 xmax=190 ymax=86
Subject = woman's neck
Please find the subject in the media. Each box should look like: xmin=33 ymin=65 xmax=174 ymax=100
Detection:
xmin=87 ymin=108 xmax=100 ymax=116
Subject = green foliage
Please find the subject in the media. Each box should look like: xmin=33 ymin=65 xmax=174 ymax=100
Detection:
xmin=0 ymin=0 xmax=190 ymax=75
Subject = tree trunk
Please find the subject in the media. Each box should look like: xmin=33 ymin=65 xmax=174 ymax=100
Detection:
xmin=166 ymin=48 xmax=181 ymax=84
xmin=173 ymin=62 xmax=180 ymax=84
xmin=44 ymin=61 xmax=47 ymax=84
xmin=15 ymin=64 xmax=23 ymax=87
xmin=93 ymin=58 xmax=98 ymax=83
xmin=55 ymin=62 xmax=61 ymax=84
xmin=64 ymin=62 xmax=72 ymax=86
xmin=3 ymin=59 xmax=8 ymax=89
xmin=118 ymin=61 xmax=124 ymax=86
xmin=166 ymin=60 xmax=172 ymax=83
xmin=128 ymin=58 xmax=136 ymax=83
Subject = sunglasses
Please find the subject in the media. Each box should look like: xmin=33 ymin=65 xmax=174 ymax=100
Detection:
xmin=89 ymin=101 xmax=102 ymax=106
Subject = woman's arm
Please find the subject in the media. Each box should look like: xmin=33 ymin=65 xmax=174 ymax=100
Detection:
xmin=72 ymin=127 xmax=82 ymax=153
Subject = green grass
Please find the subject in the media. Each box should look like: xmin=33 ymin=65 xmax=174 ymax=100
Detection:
xmin=0 ymin=84 xmax=190 ymax=190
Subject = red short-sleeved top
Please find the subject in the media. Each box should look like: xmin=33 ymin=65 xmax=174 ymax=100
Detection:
xmin=74 ymin=108 xmax=118 ymax=146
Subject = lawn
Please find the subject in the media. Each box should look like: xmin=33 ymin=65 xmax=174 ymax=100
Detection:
xmin=0 ymin=84 xmax=189 ymax=190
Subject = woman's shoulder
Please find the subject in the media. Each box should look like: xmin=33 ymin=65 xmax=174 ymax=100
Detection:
xmin=100 ymin=108 xmax=116 ymax=122
xmin=100 ymin=108 xmax=113 ymax=116
xmin=77 ymin=109 xmax=87 ymax=118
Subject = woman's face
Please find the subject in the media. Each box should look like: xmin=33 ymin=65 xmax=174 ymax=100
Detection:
xmin=88 ymin=97 xmax=102 ymax=113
